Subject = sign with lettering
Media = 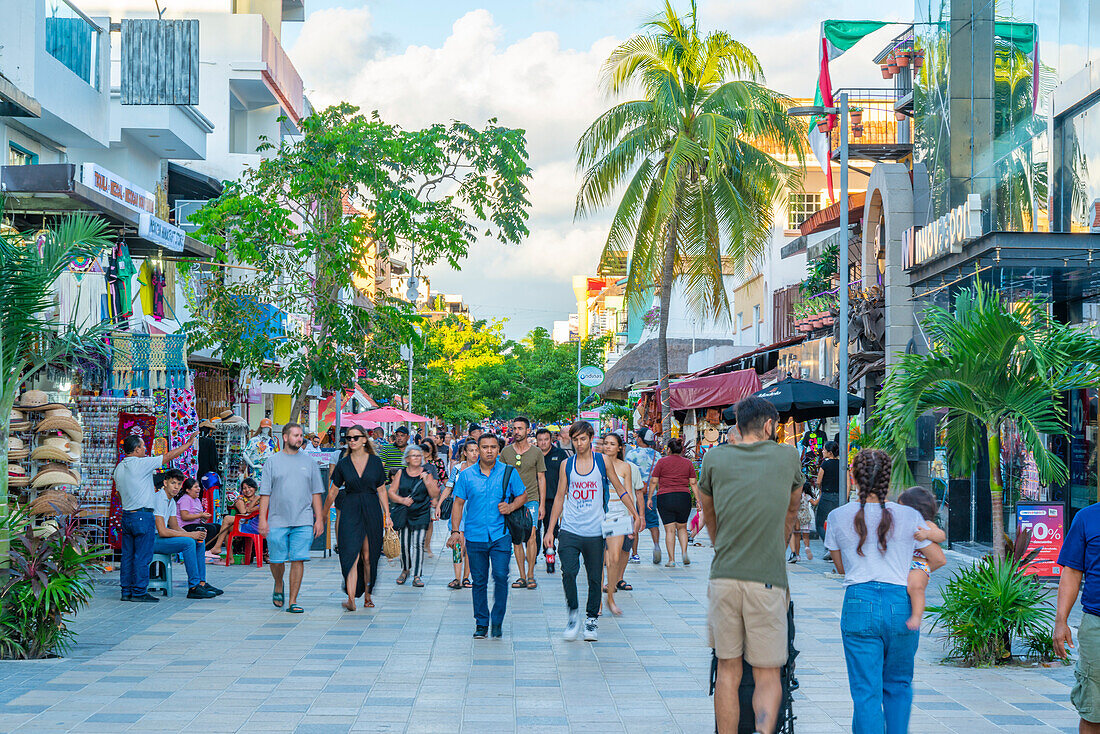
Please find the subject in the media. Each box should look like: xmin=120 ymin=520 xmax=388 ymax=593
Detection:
xmin=138 ymin=213 xmax=185 ymax=252
xmin=81 ymin=164 xmax=155 ymax=216
xmin=578 ymin=365 xmax=605 ymax=387
xmin=902 ymin=194 xmax=983 ymax=270
xmin=1018 ymin=503 xmax=1064 ymax=578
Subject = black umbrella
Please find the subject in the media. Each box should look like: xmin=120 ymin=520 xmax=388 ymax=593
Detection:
xmin=722 ymin=377 xmax=865 ymax=424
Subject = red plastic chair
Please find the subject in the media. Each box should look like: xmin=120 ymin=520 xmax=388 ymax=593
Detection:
xmin=224 ymin=513 xmax=264 ymax=568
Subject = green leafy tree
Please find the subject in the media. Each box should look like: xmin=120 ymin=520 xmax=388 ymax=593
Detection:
xmin=877 ymin=281 xmax=1100 ymax=560
xmin=506 ymin=328 xmax=606 ymax=422
xmin=412 ymin=316 xmax=510 ymax=425
xmin=187 ymin=103 xmax=532 ymax=420
xmin=574 ymin=0 xmax=804 ymax=435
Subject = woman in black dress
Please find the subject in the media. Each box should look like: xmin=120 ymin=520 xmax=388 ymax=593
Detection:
xmin=815 ymin=440 xmax=841 ymax=544
xmin=325 ymin=426 xmax=390 ymax=611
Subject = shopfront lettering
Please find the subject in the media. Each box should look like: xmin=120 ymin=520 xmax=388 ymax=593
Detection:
xmin=138 ymin=213 xmax=185 ymax=252
xmin=902 ymin=194 xmax=983 ymax=270
xmin=80 ymin=163 xmax=155 ymax=216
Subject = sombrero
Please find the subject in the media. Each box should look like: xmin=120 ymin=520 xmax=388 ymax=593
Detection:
xmin=35 ymin=415 xmax=83 ymax=443
xmin=42 ymin=436 xmax=80 ymax=459
xmin=198 ymin=420 xmax=216 ymax=430
xmin=9 ymin=409 xmax=30 ymax=432
xmin=223 ymin=415 xmax=247 ymax=424
xmin=31 ymin=466 xmax=81 ymax=488
xmin=8 ymin=437 xmax=28 ymax=460
xmin=42 ymin=407 xmax=74 ymax=420
xmin=8 ymin=464 xmax=28 ymax=487
xmin=218 ymin=409 xmax=234 ymax=420
xmin=30 ymin=445 xmax=76 ymax=465
xmin=16 ymin=390 xmax=67 ymax=412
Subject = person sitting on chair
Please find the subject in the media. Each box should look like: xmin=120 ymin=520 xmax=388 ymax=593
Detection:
xmin=152 ymin=469 xmax=224 ymax=599
xmin=207 ymin=478 xmax=261 ymax=559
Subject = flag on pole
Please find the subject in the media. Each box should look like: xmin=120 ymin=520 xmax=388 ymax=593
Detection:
xmin=808 ymin=20 xmax=887 ymax=202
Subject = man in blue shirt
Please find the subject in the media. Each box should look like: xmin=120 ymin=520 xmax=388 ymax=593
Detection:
xmin=448 ymin=433 xmax=527 ymax=639
xmin=1056 ymin=504 xmax=1100 ymax=733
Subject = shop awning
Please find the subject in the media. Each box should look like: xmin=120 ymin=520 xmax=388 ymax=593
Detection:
xmin=0 ymin=163 xmax=214 ymax=258
xmin=799 ymin=191 xmax=866 ymax=236
xmin=0 ymin=74 xmax=40 ymax=118
xmin=642 ymin=368 xmax=761 ymax=410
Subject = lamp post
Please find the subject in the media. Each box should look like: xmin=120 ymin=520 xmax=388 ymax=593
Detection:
xmin=788 ymin=94 xmax=850 ymax=500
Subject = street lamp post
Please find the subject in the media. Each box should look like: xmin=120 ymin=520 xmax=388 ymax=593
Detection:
xmin=788 ymin=94 xmax=850 ymax=500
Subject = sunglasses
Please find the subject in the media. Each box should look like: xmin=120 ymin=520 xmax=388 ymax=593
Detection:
xmin=347 ymin=435 xmax=366 ymax=442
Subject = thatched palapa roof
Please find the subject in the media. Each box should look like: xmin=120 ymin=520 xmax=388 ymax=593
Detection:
xmin=598 ymin=338 xmax=735 ymax=399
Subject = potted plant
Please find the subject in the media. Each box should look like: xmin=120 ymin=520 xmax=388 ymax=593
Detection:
xmin=895 ymin=111 xmax=907 ymax=122
xmin=914 ymin=49 xmax=925 ymax=71
xmin=886 ymin=54 xmax=899 ymax=75
xmin=896 ymin=48 xmax=911 ymax=67
xmin=853 ymin=124 xmax=864 ymax=138
xmin=850 ymin=107 xmax=863 ymax=126
xmin=880 ymin=63 xmax=892 ymax=79
xmin=816 ymin=117 xmax=829 ymax=132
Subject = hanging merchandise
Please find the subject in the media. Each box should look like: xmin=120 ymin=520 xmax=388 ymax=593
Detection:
xmin=243 ymin=420 xmax=279 ymax=484
xmin=106 ymin=242 xmax=137 ymax=321
xmin=107 ymin=410 xmax=158 ymax=549
xmin=213 ymin=421 xmax=250 ymax=516
xmin=152 ymin=262 xmax=166 ymax=321
xmin=109 ymin=331 xmax=187 ymax=390
xmin=168 ymin=385 xmax=198 ymax=477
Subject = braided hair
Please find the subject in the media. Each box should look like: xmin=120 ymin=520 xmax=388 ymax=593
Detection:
xmin=851 ymin=448 xmax=893 ymax=556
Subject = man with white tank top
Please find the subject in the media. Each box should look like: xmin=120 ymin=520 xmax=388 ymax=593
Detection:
xmin=544 ymin=420 xmax=628 ymax=642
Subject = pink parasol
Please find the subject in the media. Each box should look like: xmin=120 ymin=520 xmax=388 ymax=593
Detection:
xmin=347 ymin=407 xmax=431 ymax=423
xmin=340 ymin=414 xmax=380 ymax=429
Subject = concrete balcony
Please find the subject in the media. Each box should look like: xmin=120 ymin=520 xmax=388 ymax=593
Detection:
xmin=110 ymin=90 xmax=214 ymax=160
xmin=225 ymin=15 xmax=304 ymax=127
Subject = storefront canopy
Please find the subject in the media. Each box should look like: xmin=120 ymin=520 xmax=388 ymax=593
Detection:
xmin=644 ymin=369 xmax=761 ymax=411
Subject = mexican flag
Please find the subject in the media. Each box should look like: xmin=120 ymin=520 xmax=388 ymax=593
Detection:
xmin=809 ymin=20 xmax=886 ymax=202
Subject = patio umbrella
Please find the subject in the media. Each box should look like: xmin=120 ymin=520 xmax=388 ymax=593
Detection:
xmin=352 ymin=407 xmax=432 ymax=423
xmin=340 ymin=414 xmax=380 ymax=429
xmin=722 ymin=377 xmax=865 ymax=424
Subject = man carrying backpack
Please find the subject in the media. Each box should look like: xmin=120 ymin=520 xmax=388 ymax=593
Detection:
xmin=544 ymin=420 xmax=628 ymax=642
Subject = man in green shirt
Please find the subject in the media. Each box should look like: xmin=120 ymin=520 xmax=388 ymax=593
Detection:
xmin=377 ymin=426 xmax=409 ymax=479
xmin=500 ymin=416 xmax=545 ymax=588
xmin=698 ymin=396 xmax=803 ymax=734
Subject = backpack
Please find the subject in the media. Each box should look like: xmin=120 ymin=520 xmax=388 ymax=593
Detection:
xmin=499 ymin=465 xmax=532 ymax=543
xmin=565 ymin=452 xmax=611 ymax=512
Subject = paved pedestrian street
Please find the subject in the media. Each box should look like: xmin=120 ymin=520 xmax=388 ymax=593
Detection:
xmin=0 ymin=534 xmax=1083 ymax=733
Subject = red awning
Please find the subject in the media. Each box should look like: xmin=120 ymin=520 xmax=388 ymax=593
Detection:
xmin=644 ymin=369 xmax=762 ymax=411
xmin=799 ymin=191 xmax=866 ymax=236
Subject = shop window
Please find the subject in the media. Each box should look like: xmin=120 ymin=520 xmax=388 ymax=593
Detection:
xmin=753 ymin=305 xmax=761 ymax=344
xmin=736 ymin=312 xmax=743 ymax=336
xmin=787 ymin=192 xmax=822 ymax=230
xmin=7 ymin=143 xmax=37 ymax=166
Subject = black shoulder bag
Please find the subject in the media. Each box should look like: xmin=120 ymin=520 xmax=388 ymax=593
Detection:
xmin=500 ymin=465 xmax=532 ymax=544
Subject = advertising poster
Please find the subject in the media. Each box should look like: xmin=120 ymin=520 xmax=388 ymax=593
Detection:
xmin=1016 ymin=503 xmax=1064 ymax=577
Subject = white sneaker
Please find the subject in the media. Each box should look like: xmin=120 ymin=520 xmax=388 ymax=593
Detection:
xmin=583 ymin=616 xmax=598 ymax=641
xmin=562 ymin=608 xmax=581 ymax=641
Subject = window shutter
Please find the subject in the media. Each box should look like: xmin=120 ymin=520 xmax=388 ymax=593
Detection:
xmin=120 ymin=19 xmax=199 ymax=105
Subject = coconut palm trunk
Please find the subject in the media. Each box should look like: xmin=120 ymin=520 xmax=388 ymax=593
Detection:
xmin=657 ymin=201 xmax=679 ymax=438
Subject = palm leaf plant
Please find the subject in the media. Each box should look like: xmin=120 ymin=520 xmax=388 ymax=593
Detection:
xmin=0 ymin=202 xmax=115 ymax=550
xmin=574 ymin=0 xmax=804 ymax=435
xmin=876 ymin=279 xmax=1100 ymax=560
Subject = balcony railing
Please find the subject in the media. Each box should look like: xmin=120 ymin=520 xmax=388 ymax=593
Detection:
xmin=823 ymin=88 xmax=911 ymax=160
xmin=44 ymin=0 xmax=100 ymax=89
xmin=260 ymin=18 xmax=304 ymax=123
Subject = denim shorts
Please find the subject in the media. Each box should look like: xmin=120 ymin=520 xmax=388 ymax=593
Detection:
xmin=266 ymin=525 xmax=313 ymax=563
xmin=524 ymin=500 xmax=539 ymax=525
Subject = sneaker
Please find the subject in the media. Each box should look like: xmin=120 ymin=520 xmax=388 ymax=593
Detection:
xmin=473 ymin=626 xmax=489 ymax=639
xmin=200 ymin=582 xmax=224 ymax=596
xmin=120 ymin=594 xmax=131 ymax=602
xmin=130 ymin=593 xmax=159 ymax=603
xmin=562 ymin=608 xmax=581 ymax=641
xmin=683 ymin=552 xmax=691 ymax=566
xmin=628 ymin=554 xmax=641 ymax=564
xmin=187 ymin=586 xmax=217 ymax=599
xmin=787 ymin=551 xmax=797 ymax=564
xmin=583 ymin=616 xmax=598 ymax=642
xmin=652 ymin=546 xmax=661 ymax=564
xmin=490 ymin=624 xmax=503 ymax=639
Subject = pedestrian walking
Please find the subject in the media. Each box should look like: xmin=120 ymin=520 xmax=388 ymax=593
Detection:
xmin=421 ymin=439 xmax=447 ymax=558
xmin=544 ymin=420 xmax=628 ymax=642
xmin=788 ymin=480 xmax=818 ymax=563
xmin=599 ymin=432 xmax=643 ymax=616
xmin=500 ymin=417 xmax=545 ymax=590
xmin=439 ymin=438 xmax=479 ymax=588
xmin=377 ymin=426 xmax=409 ymax=478
xmin=324 ymin=426 xmax=390 ymax=611
xmin=447 ymin=433 xmax=527 ymax=638
xmin=649 ymin=438 xmax=697 ymax=567
xmin=824 ymin=448 xmax=946 ymax=734
xmin=625 ymin=428 xmax=662 ymax=564
xmin=114 ymin=432 xmax=196 ymax=602
xmin=452 ymin=423 xmax=482 ymax=461
xmin=535 ymin=428 xmax=568 ymax=573
xmin=258 ymin=423 xmax=326 ymax=614
xmin=1056 ymin=493 xmax=1100 ymax=734
xmin=387 ymin=444 xmax=439 ymax=587
xmin=815 ymin=441 xmax=841 ymax=545
xmin=697 ymin=396 xmax=804 ymax=734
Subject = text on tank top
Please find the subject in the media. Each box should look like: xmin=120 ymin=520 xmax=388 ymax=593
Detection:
xmin=561 ymin=456 xmax=606 ymax=537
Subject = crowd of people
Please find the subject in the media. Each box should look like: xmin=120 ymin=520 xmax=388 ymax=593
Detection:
xmin=112 ymin=402 xmax=959 ymax=734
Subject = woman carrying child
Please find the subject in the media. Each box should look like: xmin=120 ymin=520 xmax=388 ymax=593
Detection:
xmin=896 ymin=486 xmax=946 ymax=630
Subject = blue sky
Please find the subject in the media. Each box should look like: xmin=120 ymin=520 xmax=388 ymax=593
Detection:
xmin=285 ymin=1 xmax=908 ymax=338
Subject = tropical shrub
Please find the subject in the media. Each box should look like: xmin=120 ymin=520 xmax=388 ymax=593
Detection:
xmin=0 ymin=507 xmax=107 ymax=659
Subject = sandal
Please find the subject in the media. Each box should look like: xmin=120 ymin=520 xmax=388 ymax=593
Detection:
xmin=664 ymin=561 xmax=676 ymax=568
xmin=364 ymin=598 xmax=375 ymax=608
xmin=616 ymin=580 xmax=632 ymax=591
xmin=512 ymin=577 xmax=527 ymax=588
xmin=287 ymin=604 xmax=304 ymax=614
xmin=412 ymin=577 xmax=424 ymax=587
xmin=526 ymin=578 xmax=537 ymax=589
xmin=272 ymin=584 xmax=285 ymax=608
xmin=396 ymin=570 xmax=409 ymax=585
xmin=462 ymin=578 xmax=472 ymax=588
xmin=447 ymin=579 xmax=461 ymax=589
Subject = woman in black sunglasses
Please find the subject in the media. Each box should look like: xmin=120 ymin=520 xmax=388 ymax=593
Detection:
xmin=324 ymin=427 xmax=390 ymax=611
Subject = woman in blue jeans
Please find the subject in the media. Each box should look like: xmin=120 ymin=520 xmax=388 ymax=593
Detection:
xmin=823 ymin=449 xmax=946 ymax=733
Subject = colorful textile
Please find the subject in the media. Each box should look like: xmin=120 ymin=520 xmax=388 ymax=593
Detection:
xmin=110 ymin=332 xmax=189 ymax=390
xmin=108 ymin=411 xmax=159 ymax=549
xmin=168 ymin=387 xmax=198 ymax=478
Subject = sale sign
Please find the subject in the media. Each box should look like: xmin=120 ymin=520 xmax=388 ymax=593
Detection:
xmin=1016 ymin=503 xmax=1064 ymax=577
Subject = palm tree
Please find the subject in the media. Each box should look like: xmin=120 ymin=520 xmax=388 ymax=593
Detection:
xmin=876 ymin=280 xmax=1100 ymax=561
xmin=0 ymin=205 xmax=115 ymax=538
xmin=575 ymin=0 xmax=804 ymax=435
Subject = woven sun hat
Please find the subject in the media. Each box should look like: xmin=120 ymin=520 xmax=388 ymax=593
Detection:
xmin=42 ymin=436 xmax=80 ymax=459
xmin=35 ymin=415 xmax=84 ymax=443
xmin=42 ymin=407 xmax=74 ymax=420
xmin=198 ymin=419 xmax=216 ymax=430
xmin=30 ymin=444 xmax=76 ymax=465
xmin=8 ymin=436 xmax=28 ymax=460
xmin=218 ymin=409 xmax=235 ymax=420
xmin=223 ymin=415 xmax=247 ymax=424
xmin=16 ymin=390 xmax=67 ymax=412
xmin=31 ymin=466 xmax=81 ymax=488
xmin=8 ymin=464 xmax=28 ymax=487
xmin=9 ymin=409 xmax=31 ymax=431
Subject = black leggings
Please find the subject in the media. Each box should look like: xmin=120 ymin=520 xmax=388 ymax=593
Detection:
xmin=182 ymin=523 xmax=221 ymax=550
xmin=558 ymin=530 xmax=604 ymax=618
xmin=655 ymin=492 xmax=692 ymax=524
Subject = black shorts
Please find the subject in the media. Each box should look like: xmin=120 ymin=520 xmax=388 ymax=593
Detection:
xmin=604 ymin=534 xmax=633 ymax=552
xmin=655 ymin=492 xmax=692 ymax=524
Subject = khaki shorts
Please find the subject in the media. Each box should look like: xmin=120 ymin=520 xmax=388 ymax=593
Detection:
xmin=1073 ymin=612 xmax=1100 ymax=723
xmin=707 ymin=578 xmax=788 ymax=667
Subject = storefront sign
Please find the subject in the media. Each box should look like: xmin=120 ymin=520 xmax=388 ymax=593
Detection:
xmin=578 ymin=365 xmax=605 ymax=387
xmin=138 ymin=213 xmax=185 ymax=252
xmin=1017 ymin=503 xmax=1064 ymax=577
xmin=580 ymin=410 xmax=600 ymax=420
xmin=80 ymin=164 xmax=155 ymax=216
xmin=902 ymin=194 xmax=983 ymax=270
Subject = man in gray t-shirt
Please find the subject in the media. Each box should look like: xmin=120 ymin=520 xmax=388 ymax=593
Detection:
xmin=259 ymin=423 xmax=324 ymax=613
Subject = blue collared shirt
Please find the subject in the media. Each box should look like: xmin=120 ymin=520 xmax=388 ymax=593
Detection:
xmin=453 ymin=459 xmax=525 ymax=543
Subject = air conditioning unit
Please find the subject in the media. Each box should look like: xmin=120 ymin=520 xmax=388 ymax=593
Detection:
xmin=174 ymin=199 xmax=207 ymax=232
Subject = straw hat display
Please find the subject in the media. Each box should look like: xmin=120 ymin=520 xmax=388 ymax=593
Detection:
xmin=31 ymin=466 xmax=81 ymax=488
xmin=35 ymin=415 xmax=84 ymax=443
xmin=223 ymin=415 xmax=247 ymax=425
xmin=42 ymin=407 xmax=74 ymax=420
xmin=218 ymin=409 xmax=234 ymax=421
xmin=41 ymin=436 xmax=80 ymax=459
xmin=9 ymin=409 xmax=30 ymax=432
xmin=8 ymin=464 xmax=28 ymax=487
xmin=16 ymin=390 xmax=67 ymax=412
xmin=30 ymin=444 xmax=78 ymax=465
xmin=30 ymin=489 xmax=78 ymax=517
xmin=198 ymin=420 xmax=216 ymax=430
xmin=8 ymin=437 xmax=28 ymax=461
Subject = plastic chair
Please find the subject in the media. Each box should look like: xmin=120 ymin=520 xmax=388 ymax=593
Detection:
xmin=224 ymin=513 xmax=264 ymax=568
xmin=148 ymin=552 xmax=174 ymax=597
